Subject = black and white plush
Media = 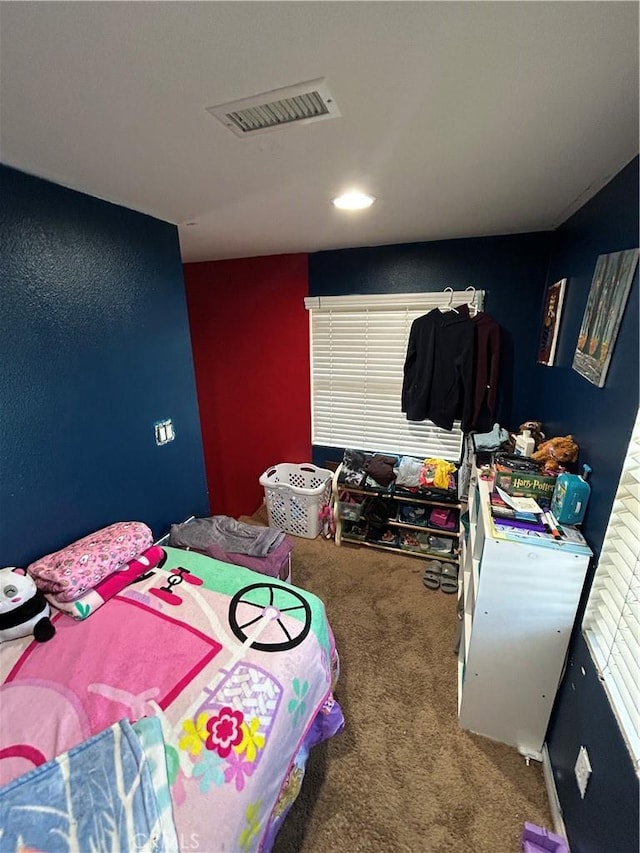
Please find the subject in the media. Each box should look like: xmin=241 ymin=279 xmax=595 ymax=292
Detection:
xmin=0 ymin=567 xmax=55 ymax=643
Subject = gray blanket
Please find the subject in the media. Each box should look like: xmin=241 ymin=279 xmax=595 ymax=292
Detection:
xmin=169 ymin=515 xmax=285 ymax=556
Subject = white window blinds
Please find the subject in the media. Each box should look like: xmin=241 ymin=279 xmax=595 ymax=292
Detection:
xmin=304 ymin=291 xmax=483 ymax=459
xmin=583 ymin=407 xmax=640 ymax=770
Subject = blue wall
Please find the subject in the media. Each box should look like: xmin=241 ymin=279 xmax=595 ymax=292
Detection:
xmin=541 ymin=156 xmax=639 ymax=853
xmin=0 ymin=165 xmax=210 ymax=565
xmin=309 ymin=232 xmax=554 ymax=466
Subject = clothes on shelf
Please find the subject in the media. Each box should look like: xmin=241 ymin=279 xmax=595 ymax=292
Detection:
xmin=337 ymin=448 xmax=459 ymax=495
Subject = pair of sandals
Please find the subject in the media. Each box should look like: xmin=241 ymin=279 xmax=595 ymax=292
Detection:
xmin=423 ymin=560 xmax=458 ymax=593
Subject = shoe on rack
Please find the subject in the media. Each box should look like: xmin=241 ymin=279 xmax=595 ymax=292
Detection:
xmin=428 ymin=535 xmax=453 ymax=554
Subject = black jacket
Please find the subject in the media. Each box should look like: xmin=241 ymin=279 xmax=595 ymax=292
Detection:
xmin=401 ymin=308 xmax=475 ymax=432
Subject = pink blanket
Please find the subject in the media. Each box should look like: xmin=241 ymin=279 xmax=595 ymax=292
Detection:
xmin=0 ymin=546 xmax=343 ymax=852
xmin=45 ymin=545 xmax=165 ymax=619
xmin=28 ymin=521 xmax=153 ymax=602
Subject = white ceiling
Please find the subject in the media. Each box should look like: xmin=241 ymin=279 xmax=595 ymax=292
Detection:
xmin=1 ymin=2 xmax=638 ymax=263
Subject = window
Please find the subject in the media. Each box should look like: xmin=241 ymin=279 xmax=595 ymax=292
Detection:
xmin=304 ymin=291 xmax=483 ymax=459
xmin=583 ymin=407 xmax=640 ymax=770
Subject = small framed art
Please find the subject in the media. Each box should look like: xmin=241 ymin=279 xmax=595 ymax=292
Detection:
xmin=537 ymin=278 xmax=567 ymax=366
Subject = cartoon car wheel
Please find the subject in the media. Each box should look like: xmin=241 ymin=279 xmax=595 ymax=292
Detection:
xmin=228 ymin=583 xmax=311 ymax=652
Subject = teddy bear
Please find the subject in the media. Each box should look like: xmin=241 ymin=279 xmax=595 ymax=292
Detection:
xmin=0 ymin=566 xmax=55 ymax=643
xmin=531 ymin=435 xmax=579 ymax=474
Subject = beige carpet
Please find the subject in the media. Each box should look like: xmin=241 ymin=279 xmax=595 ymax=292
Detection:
xmin=246 ymin=508 xmax=553 ymax=853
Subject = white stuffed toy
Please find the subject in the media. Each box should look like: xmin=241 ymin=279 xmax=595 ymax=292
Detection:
xmin=0 ymin=567 xmax=55 ymax=643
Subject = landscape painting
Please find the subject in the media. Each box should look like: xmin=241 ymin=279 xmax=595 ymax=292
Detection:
xmin=572 ymin=249 xmax=639 ymax=387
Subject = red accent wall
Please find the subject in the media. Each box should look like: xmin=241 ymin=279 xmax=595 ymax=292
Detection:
xmin=184 ymin=254 xmax=311 ymax=518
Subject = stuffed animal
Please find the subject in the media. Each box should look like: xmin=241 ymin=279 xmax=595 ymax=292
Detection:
xmin=531 ymin=435 xmax=579 ymax=474
xmin=0 ymin=567 xmax=55 ymax=643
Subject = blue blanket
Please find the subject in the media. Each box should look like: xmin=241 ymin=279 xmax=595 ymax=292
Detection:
xmin=0 ymin=717 xmax=178 ymax=852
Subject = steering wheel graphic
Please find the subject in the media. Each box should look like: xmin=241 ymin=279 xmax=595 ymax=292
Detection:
xmin=228 ymin=583 xmax=312 ymax=652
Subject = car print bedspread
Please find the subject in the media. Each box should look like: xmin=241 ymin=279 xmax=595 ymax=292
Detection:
xmin=0 ymin=547 xmax=344 ymax=852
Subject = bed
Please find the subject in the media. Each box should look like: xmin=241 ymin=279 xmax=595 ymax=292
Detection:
xmin=0 ymin=545 xmax=344 ymax=852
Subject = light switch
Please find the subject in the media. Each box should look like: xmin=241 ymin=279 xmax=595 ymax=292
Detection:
xmin=154 ymin=419 xmax=175 ymax=446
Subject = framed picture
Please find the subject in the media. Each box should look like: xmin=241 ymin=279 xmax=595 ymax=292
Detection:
xmin=572 ymin=249 xmax=639 ymax=387
xmin=537 ymin=278 xmax=567 ymax=366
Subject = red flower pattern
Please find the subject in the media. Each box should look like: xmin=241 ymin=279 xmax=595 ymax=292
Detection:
xmin=205 ymin=706 xmax=244 ymax=758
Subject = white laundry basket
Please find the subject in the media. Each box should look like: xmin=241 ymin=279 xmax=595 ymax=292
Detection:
xmin=259 ymin=463 xmax=333 ymax=539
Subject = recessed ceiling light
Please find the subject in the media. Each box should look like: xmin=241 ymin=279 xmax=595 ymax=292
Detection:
xmin=332 ymin=191 xmax=376 ymax=210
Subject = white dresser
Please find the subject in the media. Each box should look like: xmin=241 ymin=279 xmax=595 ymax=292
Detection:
xmin=457 ymin=468 xmax=592 ymax=761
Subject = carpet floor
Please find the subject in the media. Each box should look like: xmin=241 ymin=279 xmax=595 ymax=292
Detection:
xmin=246 ymin=509 xmax=554 ymax=853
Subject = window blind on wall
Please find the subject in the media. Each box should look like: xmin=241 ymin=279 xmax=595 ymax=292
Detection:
xmin=304 ymin=290 xmax=483 ymax=459
xmin=583 ymin=407 xmax=640 ymax=770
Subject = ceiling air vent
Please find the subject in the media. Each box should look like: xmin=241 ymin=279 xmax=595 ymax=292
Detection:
xmin=206 ymin=78 xmax=340 ymax=137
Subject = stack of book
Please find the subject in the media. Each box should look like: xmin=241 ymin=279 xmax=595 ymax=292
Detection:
xmin=490 ymin=490 xmax=545 ymax=530
xmin=488 ymin=488 xmax=590 ymax=554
